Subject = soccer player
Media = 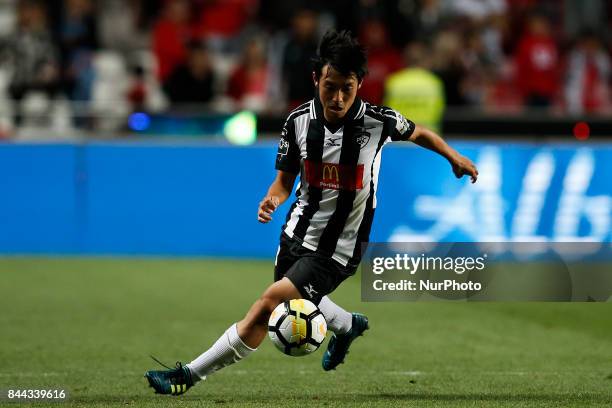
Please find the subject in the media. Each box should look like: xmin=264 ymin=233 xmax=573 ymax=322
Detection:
xmin=145 ymin=30 xmax=478 ymax=395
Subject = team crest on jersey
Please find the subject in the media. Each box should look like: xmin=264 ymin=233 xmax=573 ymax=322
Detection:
xmin=354 ymin=126 xmax=372 ymax=149
xmin=356 ymin=133 xmax=370 ymax=149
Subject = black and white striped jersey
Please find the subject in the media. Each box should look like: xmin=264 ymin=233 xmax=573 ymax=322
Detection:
xmin=275 ymin=95 xmax=415 ymax=267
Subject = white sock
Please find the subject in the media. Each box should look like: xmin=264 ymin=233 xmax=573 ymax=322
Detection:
xmin=318 ymin=296 xmax=352 ymax=334
xmin=186 ymin=323 xmax=256 ymax=382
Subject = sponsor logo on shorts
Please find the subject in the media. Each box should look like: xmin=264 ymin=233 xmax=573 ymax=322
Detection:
xmin=303 ymin=283 xmax=318 ymax=299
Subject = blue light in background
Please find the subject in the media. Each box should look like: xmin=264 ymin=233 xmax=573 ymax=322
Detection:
xmin=128 ymin=112 xmax=151 ymax=132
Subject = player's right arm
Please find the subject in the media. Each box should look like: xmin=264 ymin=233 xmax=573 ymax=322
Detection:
xmin=258 ymin=115 xmax=300 ymax=223
xmin=257 ymin=171 xmax=297 ymax=223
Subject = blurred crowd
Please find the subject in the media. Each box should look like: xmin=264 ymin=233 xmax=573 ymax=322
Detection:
xmin=0 ymin=0 xmax=610 ymax=137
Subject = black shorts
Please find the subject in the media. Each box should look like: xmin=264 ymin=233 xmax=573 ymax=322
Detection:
xmin=274 ymin=233 xmax=357 ymax=305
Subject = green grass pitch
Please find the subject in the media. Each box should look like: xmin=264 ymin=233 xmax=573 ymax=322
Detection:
xmin=1 ymin=257 xmax=611 ymax=407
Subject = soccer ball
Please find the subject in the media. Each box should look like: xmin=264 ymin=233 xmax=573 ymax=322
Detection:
xmin=268 ymin=299 xmax=327 ymax=356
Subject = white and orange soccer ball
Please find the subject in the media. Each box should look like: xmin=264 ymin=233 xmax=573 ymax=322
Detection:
xmin=268 ymin=299 xmax=327 ymax=356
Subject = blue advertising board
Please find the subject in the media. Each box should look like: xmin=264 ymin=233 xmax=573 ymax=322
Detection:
xmin=374 ymin=143 xmax=612 ymax=243
xmin=0 ymin=141 xmax=610 ymax=257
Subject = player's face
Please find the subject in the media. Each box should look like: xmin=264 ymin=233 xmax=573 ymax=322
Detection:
xmin=315 ymin=65 xmax=361 ymax=123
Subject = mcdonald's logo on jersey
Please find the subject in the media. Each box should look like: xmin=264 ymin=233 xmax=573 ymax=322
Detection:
xmin=304 ymin=160 xmax=364 ymax=191
xmin=322 ymin=164 xmax=339 ymax=182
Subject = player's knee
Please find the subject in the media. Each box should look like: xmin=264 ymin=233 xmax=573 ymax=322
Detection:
xmin=251 ymin=293 xmax=283 ymax=327
xmin=257 ymin=295 xmax=279 ymax=318
xmin=247 ymin=279 xmax=299 ymax=327
xmin=241 ymin=296 xmax=276 ymax=330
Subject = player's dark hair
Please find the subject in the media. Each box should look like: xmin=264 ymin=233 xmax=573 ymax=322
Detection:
xmin=313 ymin=30 xmax=368 ymax=82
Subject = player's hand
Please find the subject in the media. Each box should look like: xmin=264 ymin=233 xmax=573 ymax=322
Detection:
xmin=450 ymin=154 xmax=478 ymax=183
xmin=258 ymin=196 xmax=280 ymax=223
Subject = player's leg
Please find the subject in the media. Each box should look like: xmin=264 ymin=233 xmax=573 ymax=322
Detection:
xmin=315 ymin=282 xmax=369 ymax=371
xmin=172 ymin=233 xmax=300 ymax=391
xmin=317 ymin=295 xmax=368 ymax=370
xmin=186 ymin=277 xmax=299 ymax=380
xmin=187 ymin=279 xmax=300 ymax=380
xmin=235 ymin=277 xmax=301 ymax=347
xmin=145 ymin=277 xmax=300 ymax=395
xmin=318 ymin=296 xmax=352 ymax=334
xmin=276 ymin=251 xmax=370 ymax=371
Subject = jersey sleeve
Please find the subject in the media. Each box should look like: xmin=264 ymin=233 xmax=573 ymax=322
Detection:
xmin=388 ymin=109 xmax=416 ymax=142
xmin=275 ymin=117 xmax=301 ymax=174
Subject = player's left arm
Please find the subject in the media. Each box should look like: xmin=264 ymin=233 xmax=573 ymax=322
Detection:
xmin=408 ymin=125 xmax=479 ymax=184
xmin=389 ymin=109 xmax=478 ymax=183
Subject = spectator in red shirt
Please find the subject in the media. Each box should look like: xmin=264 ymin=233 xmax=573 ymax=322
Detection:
xmin=565 ymin=31 xmax=611 ymax=115
xmin=152 ymin=0 xmax=192 ymax=82
xmin=195 ymin=0 xmax=257 ymax=40
xmin=227 ymin=38 xmax=269 ymax=112
xmin=514 ymin=13 xmax=560 ymax=107
xmin=358 ymin=20 xmax=403 ymax=105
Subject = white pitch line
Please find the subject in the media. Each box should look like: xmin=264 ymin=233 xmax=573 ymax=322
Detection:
xmin=0 ymin=373 xmax=61 ymax=377
xmin=388 ymin=371 xmax=423 ymax=376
